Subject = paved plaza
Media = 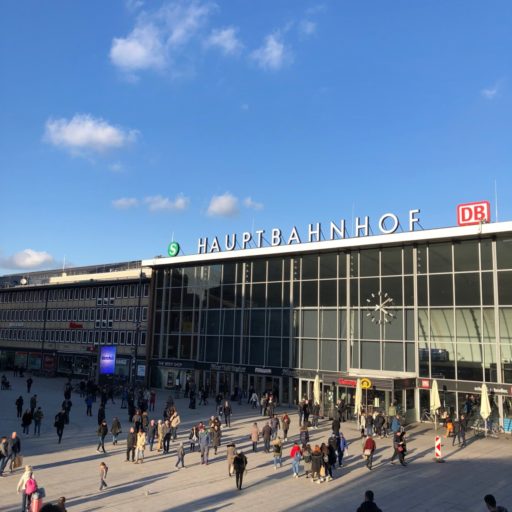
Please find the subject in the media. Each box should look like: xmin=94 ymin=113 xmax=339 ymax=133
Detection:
xmin=0 ymin=376 xmax=511 ymax=512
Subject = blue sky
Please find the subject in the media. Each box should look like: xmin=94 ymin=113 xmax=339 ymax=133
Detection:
xmin=1 ymin=1 xmax=511 ymax=273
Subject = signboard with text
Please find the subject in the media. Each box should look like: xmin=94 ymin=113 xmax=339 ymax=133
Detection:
xmin=99 ymin=346 xmax=116 ymax=375
xmin=457 ymin=201 xmax=490 ymax=226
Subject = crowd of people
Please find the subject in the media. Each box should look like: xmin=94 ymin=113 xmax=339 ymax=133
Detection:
xmin=1 ymin=372 xmax=510 ymax=512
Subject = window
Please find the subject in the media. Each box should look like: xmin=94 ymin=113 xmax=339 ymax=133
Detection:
xmin=121 ymin=308 xmax=127 ymax=321
xmin=130 ymin=285 xmax=136 ymax=297
xmin=127 ymin=331 xmax=133 ymax=345
xmin=120 ymin=332 xmax=126 ymax=345
xmin=114 ymin=308 xmax=120 ymax=321
xmin=113 ymin=332 xmax=119 ymax=345
xmin=142 ymin=307 xmax=148 ymax=321
xmin=128 ymin=308 xmax=134 ymax=322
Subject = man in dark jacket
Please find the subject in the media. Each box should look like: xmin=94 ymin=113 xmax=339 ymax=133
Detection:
xmin=126 ymin=427 xmax=136 ymax=462
xmin=97 ymin=420 xmax=108 ymax=453
xmin=0 ymin=436 xmax=8 ymax=476
xmin=332 ymin=417 xmax=341 ymax=436
xmin=357 ymin=490 xmax=383 ymax=512
xmin=15 ymin=396 xmax=24 ymax=418
xmin=55 ymin=410 xmax=66 ymax=443
xmin=233 ymin=450 xmax=248 ymax=490
xmin=6 ymin=432 xmax=21 ymax=472
xmin=97 ymin=405 xmax=106 ymax=426
xmin=262 ymin=422 xmax=272 ymax=453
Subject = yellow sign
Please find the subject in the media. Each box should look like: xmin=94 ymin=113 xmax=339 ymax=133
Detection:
xmin=361 ymin=378 xmax=372 ymax=389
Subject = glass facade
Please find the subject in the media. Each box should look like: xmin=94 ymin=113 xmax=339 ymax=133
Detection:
xmin=150 ymin=234 xmax=512 ymax=418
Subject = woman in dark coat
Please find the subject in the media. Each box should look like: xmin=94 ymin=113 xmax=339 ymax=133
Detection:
xmin=111 ymin=417 xmax=122 ymax=445
xmin=311 ymin=444 xmax=323 ymax=482
xmin=21 ymin=410 xmax=32 ymax=435
xmin=212 ymin=425 xmax=222 ymax=455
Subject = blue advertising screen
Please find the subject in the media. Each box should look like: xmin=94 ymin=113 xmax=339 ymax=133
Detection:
xmin=99 ymin=346 xmax=116 ymax=375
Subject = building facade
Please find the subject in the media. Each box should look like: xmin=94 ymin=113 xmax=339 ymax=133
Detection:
xmin=0 ymin=261 xmax=151 ymax=381
xmin=144 ymin=221 xmax=512 ymax=424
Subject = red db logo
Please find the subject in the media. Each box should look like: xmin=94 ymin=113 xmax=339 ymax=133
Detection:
xmin=457 ymin=201 xmax=491 ymax=226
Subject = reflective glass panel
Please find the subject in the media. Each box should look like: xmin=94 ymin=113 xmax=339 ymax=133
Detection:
xmin=429 ymin=243 xmax=452 ymax=273
xmin=454 ymin=240 xmax=479 ymax=271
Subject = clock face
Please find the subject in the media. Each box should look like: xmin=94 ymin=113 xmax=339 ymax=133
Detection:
xmin=365 ymin=291 xmax=396 ymax=325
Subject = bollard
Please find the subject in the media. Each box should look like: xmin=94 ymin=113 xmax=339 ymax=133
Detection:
xmin=433 ymin=435 xmax=445 ymax=463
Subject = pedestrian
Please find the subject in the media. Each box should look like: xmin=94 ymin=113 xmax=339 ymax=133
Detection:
xmin=390 ymin=431 xmax=407 ymax=466
xmin=162 ymin=420 xmax=171 ymax=454
xmin=56 ymin=496 xmax=68 ymax=511
xmin=321 ymin=442 xmax=334 ymax=481
xmin=250 ymin=391 xmax=259 ymax=409
xmin=484 ymin=494 xmax=509 ymax=512
xmin=303 ymin=444 xmax=313 ymax=478
xmin=16 ymin=396 xmax=24 ymax=418
xmin=61 ymin=398 xmax=72 ymax=425
xmin=356 ymin=490 xmax=383 ymax=512
xmin=96 ymin=420 xmax=108 ymax=453
xmin=302 ymin=399 xmax=310 ymax=425
xmin=271 ymin=436 xmax=283 ymax=469
xmin=26 ymin=377 xmax=33 ymax=394
xmin=97 ymin=405 xmax=105 ymax=426
xmin=30 ymin=395 xmax=37 ymax=416
xmin=260 ymin=395 xmax=268 ymax=416
xmin=453 ymin=414 xmax=467 ymax=448
xmin=5 ymin=432 xmax=21 ymax=473
xmin=299 ymin=424 xmax=310 ymax=448
xmin=332 ymin=416 xmax=341 ymax=436
xmin=125 ymin=427 xmax=136 ymax=462
xmin=147 ymin=419 xmax=156 ymax=451
xmin=311 ymin=402 xmax=320 ymax=429
xmin=170 ymin=411 xmax=181 ymax=441
xmin=226 ymin=443 xmax=236 ymax=477
xmin=250 ymin=422 xmax=259 ymax=452
xmin=262 ymin=421 xmax=272 ymax=453
xmin=157 ymin=420 xmax=164 ymax=452
xmin=233 ymin=450 xmax=247 ymax=490
xmin=390 ymin=414 xmax=401 ymax=434
xmin=223 ymin=400 xmax=232 ymax=427
xmin=17 ymin=465 xmax=38 ymax=512
xmin=175 ymin=443 xmax=185 ymax=469
xmin=363 ymin=435 xmax=376 ymax=470
xmin=85 ymin=395 xmax=93 ymax=417
xmin=135 ymin=429 xmax=146 ymax=463
xmin=281 ymin=413 xmax=290 ymax=441
xmin=189 ymin=424 xmax=199 ymax=452
xmin=21 ymin=410 xmax=32 ymax=435
xmin=149 ymin=390 xmax=156 ymax=412
xmin=270 ymin=415 xmax=280 ymax=440
xmin=0 ymin=436 xmax=8 ymax=477
xmin=99 ymin=462 xmax=108 ymax=491
xmin=33 ymin=407 xmax=44 ymax=436
xmin=338 ymin=432 xmax=348 ymax=467
xmin=54 ymin=410 xmax=66 ymax=444
xmin=212 ymin=424 xmax=222 ymax=456
xmin=198 ymin=425 xmax=210 ymax=465
xmin=111 ymin=417 xmax=122 ymax=445
xmin=311 ymin=444 xmax=323 ymax=483
xmin=290 ymin=441 xmax=302 ymax=478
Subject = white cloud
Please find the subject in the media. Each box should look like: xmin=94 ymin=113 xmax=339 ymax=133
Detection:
xmin=112 ymin=197 xmax=139 ymax=209
xmin=299 ymin=20 xmax=317 ymax=36
xmin=481 ymin=83 xmax=500 ymax=99
xmin=251 ymin=33 xmax=290 ymax=71
xmin=126 ymin=0 xmax=144 ymax=12
xmin=206 ymin=27 xmax=243 ymax=55
xmin=0 ymin=249 xmax=54 ymax=270
xmin=44 ymin=114 xmax=138 ymax=154
xmin=244 ymin=197 xmax=263 ymax=210
xmin=207 ymin=192 xmax=239 ymax=217
xmin=109 ymin=163 xmax=124 ymax=172
xmin=144 ymin=194 xmax=190 ymax=212
xmin=110 ymin=1 xmax=214 ymax=74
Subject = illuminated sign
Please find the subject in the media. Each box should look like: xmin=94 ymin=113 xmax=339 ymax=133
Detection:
xmin=99 ymin=346 xmax=117 ymax=375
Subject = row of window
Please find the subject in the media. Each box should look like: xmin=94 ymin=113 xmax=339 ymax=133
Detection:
xmin=0 ymin=307 xmax=148 ymax=323
xmin=0 ymin=328 xmax=146 ymax=346
xmin=0 ymin=283 xmax=150 ymax=304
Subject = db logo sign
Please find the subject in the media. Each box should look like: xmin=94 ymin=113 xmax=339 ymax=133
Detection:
xmin=457 ymin=201 xmax=490 ymax=226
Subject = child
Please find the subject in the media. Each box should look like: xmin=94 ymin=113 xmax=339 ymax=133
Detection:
xmin=99 ymin=462 xmax=108 ymax=491
xmin=175 ymin=443 xmax=185 ymax=469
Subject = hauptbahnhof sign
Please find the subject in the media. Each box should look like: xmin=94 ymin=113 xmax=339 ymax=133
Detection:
xmin=197 ymin=209 xmax=422 ymax=254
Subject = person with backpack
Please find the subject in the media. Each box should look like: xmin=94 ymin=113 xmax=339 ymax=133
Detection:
xmin=232 ymin=450 xmax=248 ymax=490
xmin=99 ymin=462 xmax=108 ymax=491
xmin=271 ymin=436 xmax=283 ymax=469
xmin=290 ymin=441 xmax=302 ymax=478
xmin=17 ymin=465 xmax=37 ymax=512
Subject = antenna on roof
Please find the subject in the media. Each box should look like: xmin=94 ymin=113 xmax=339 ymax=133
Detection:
xmin=494 ymin=179 xmax=499 ymax=222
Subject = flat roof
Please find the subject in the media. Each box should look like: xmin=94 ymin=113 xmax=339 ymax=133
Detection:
xmin=142 ymin=220 xmax=512 ymax=268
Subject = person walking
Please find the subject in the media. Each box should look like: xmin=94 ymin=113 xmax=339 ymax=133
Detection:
xmin=453 ymin=414 xmax=467 ymax=448
xmin=96 ymin=420 xmax=108 ymax=453
xmin=271 ymin=436 xmax=283 ymax=470
xmin=357 ymin=490 xmax=383 ymax=512
xmin=198 ymin=425 xmax=211 ymax=465
xmin=338 ymin=432 xmax=348 ymax=467
xmin=16 ymin=396 xmax=24 ymax=418
xmin=223 ymin=400 xmax=232 ymax=428
xmin=250 ymin=423 xmax=259 ymax=452
xmin=97 ymin=405 xmax=106 ymax=427
xmin=270 ymin=415 xmax=280 ymax=440
xmin=170 ymin=411 xmax=181 ymax=441
xmin=21 ymin=410 xmax=32 ymax=435
xmin=332 ymin=416 xmax=341 ymax=437
xmin=99 ymin=462 xmax=108 ymax=491
xmin=175 ymin=443 xmax=185 ymax=469
xmin=54 ymin=410 xmax=66 ymax=444
xmin=226 ymin=443 xmax=236 ymax=477
xmin=147 ymin=419 xmax=156 ymax=451
xmin=189 ymin=424 xmax=199 ymax=453
xmin=29 ymin=395 xmax=37 ymax=416
xmin=262 ymin=422 xmax=272 ymax=453
xmin=363 ymin=435 xmax=376 ymax=470
xmin=135 ymin=429 xmax=146 ymax=464
xmin=157 ymin=420 xmax=164 ymax=452
xmin=61 ymin=398 xmax=73 ymax=425
xmin=390 ymin=431 xmax=407 ymax=466
xmin=299 ymin=424 xmax=310 ymax=449
xmin=17 ymin=465 xmax=37 ymax=512
xmin=6 ymin=432 xmax=21 ymax=473
xmin=233 ymin=450 xmax=248 ymax=490
xmin=85 ymin=395 xmax=93 ymax=417
xmin=311 ymin=444 xmax=323 ymax=483
xmin=33 ymin=407 xmax=43 ymax=436
xmin=311 ymin=402 xmax=320 ymax=429
xmin=0 ymin=436 xmax=8 ymax=477
xmin=26 ymin=377 xmax=33 ymax=394
xmin=111 ymin=417 xmax=122 ymax=446
xmin=162 ymin=420 xmax=171 ymax=454
xmin=212 ymin=424 xmax=222 ymax=456
xmin=281 ymin=413 xmax=290 ymax=441
xmin=302 ymin=444 xmax=313 ymax=478
xmin=125 ymin=427 xmax=136 ymax=462
xmin=290 ymin=441 xmax=302 ymax=478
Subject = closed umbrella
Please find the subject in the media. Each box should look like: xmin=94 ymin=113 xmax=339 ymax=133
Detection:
xmin=430 ymin=380 xmax=442 ymax=430
xmin=313 ymin=374 xmax=321 ymax=407
xmin=354 ymin=378 xmax=363 ymax=419
xmin=480 ymin=383 xmax=492 ymax=437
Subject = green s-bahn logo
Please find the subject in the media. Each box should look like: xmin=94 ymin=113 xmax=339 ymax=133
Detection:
xmin=168 ymin=242 xmax=180 ymax=257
